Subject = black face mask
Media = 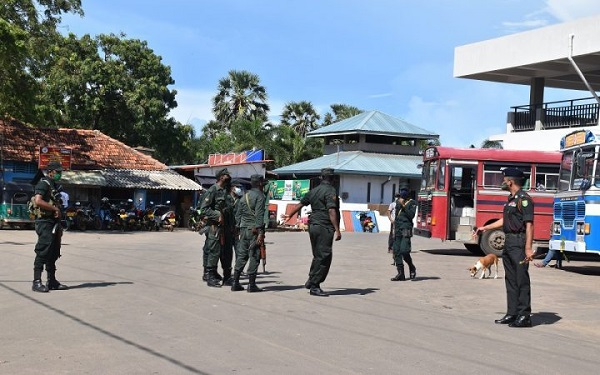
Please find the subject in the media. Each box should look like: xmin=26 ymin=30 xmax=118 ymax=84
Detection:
xmin=501 ymin=182 xmax=510 ymax=191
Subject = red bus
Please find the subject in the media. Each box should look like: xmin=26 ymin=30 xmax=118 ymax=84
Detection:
xmin=414 ymin=146 xmax=562 ymax=256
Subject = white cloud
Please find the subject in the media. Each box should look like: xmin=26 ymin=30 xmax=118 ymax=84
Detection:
xmin=544 ymin=0 xmax=600 ymax=21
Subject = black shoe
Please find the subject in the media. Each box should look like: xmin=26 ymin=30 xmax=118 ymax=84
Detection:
xmin=214 ymin=272 xmax=223 ymax=281
xmin=509 ymin=315 xmax=532 ymax=328
xmin=206 ymin=278 xmax=221 ymax=288
xmin=409 ymin=268 xmax=416 ymax=280
xmin=231 ymin=283 xmax=244 ymax=292
xmin=390 ymin=273 xmax=406 ymax=281
xmin=304 ymin=279 xmax=312 ymax=289
xmin=32 ymin=280 xmax=49 ymax=293
xmin=47 ymin=279 xmax=69 ymax=290
xmin=309 ymin=287 xmax=328 ymax=297
xmin=222 ymin=277 xmax=233 ymax=287
xmin=494 ymin=314 xmax=517 ymax=324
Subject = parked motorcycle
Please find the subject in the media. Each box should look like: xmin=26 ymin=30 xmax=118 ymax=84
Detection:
xmin=188 ymin=205 xmax=204 ymax=231
xmin=152 ymin=201 xmax=177 ymax=231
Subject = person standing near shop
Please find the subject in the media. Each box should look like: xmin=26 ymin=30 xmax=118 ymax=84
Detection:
xmin=476 ymin=168 xmax=534 ymax=328
xmin=31 ymin=161 xmax=68 ymax=292
xmin=284 ymin=168 xmax=341 ymax=297
xmin=231 ymin=174 xmax=266 ymax=292
xmin=200 ymin=168 xmax=232 ymax=288
xmin=391 ymin=189 xmax=417 ymax=281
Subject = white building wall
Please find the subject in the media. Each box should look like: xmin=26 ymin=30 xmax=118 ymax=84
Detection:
xmin=490 ymin=124 xmax=600 ymax=151
xmin=340 ymin=174 xmax=418 ymax=204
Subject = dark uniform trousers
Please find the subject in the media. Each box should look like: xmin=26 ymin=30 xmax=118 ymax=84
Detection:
xmin=235 ymin=228 xmax=260 ymax=274
xmin=34 ymin=220 xmax=61 ymax=273
xmin=503 ymin=233 xmax=531 ymax=316
xmin=308 ymin=224 xmax=334 ymax=287
xmin=393 ymin=234 xmax=414 ymax=270
xmin=221 ymin=232 xmax=234 ymax=273
xmin=205 ymin=224 xmax=223 ymax=268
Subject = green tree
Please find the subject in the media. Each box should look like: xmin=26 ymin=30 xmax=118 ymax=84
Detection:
xmin=38 ymin=32 xmax=187 ymax=163
xmin=280 ymin=101 xmax=320 ymax=138
xmin=268 ymin=125 xmax=323 ymax=168
xmin=481 ymin=139 xmax=503 ymax=149
xmin=212 ymin=70 xmax=269 ymax=130
xmin=0 ymin=0 xmax=83 ymax=120
xmin=322 ymin=104 xmax=363 ymax=126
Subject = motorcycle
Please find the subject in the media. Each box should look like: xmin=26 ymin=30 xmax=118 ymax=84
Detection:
xmin=152 ymin=201 xmax=177 ymax=231
xmin=188 ymin=205 xmax=204 ymax=231
xmin=95 ymin=197 xmax=114 ymax=230
xmin=358 ymin=212 xmax=376 ymax=233
xmin=119 ymin=199 xmax=142 ymax=231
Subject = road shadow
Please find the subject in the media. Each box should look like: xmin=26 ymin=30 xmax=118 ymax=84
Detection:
xmin=409 ymin=276 xmax=441 ymax=282
xmin=420 ymin=249 xmax=477 ymax=257
xmin=560 ymin=266 xmax=600 ymax=276
xmin=68 ymin=281 xmax=134 ymax=289
xmin=533 ymin=312 xmax=562 ymax=326
xmin=327 ymin=288 xmax=379 ymax=296
xmin=261 ymin=284 xmax=306 ymax=292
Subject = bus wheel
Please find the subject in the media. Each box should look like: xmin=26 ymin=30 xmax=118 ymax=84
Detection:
xmin=480 ymin=229 xmax=504 ymax=257
xmin=464 ymin=243 xmax=484 ymax=255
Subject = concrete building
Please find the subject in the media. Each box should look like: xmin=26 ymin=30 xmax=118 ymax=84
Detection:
xmin=454 ymin=14 xmax=600 ymax=150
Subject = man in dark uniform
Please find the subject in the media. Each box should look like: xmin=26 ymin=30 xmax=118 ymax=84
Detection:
xmin=231 ymin=174 xmax=266 ymax=292
xmin=32 ymin=161 xmax=68 ymax=292
xmin=477 ymin=168 xmax=534 ymax=327
xmin=221 ymin=179 xmax=243 ymax=286
xmin=285 ymin=168 xmax=341 ymax=297
xmin=200 ymin=168 xmax=232 ymax=287
xmin=391 ymin=188 xmax=417 ymax=281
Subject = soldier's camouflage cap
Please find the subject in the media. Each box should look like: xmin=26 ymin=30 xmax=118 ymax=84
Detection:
xmin=321 ymin=168 xmax=335 ymax=177
xmin=46 ymin=161 xmax=63 ymax=172
xmin=503 ymin=168 xmax=524 ymax=178
xmin=250 ymin=174 xmax=265 ymax=183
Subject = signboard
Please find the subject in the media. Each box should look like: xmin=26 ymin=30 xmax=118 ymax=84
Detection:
xmin=39 ymin=147 xmax=72 ymax=170
xmin=268 ymin=179 xmax=309 ymax=200
xmin=564 ymin=131 xmax=587 ymax=148
xmin=208 ymin=150 xmax=265 ymax=166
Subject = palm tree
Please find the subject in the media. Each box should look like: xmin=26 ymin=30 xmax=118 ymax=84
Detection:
xmin=322 ymin=104 xmax=363 ymax=126
xmin=212 ymin=70 xmax=269 ymax=130
xmin=280 ymin=101 xmax=320 ymax=138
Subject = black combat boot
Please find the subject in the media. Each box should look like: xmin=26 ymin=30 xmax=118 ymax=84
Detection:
xmin=202 ymin=268 xmax=208 ymax=281
xmin=32 ymin=269 xmax=48 ymax=293
xmin=246 ymin=273 xmax=263 ymax=293
xmin=222 ymin=268 xmax=233 ymax=286
xmin=391 ymin=265 xmax=406 ymax=281
xmin=32 ymin=279 xmax=49 ymax=293
xmin=47 ymin=269 xmax=69 ymax=290
xmin=231 ymin=270 xmax=244 ymax=291
xmin=206 ymin=268 xmax=222 ymax=288
xmin=409 ymin=266 xmax=417 ymax=280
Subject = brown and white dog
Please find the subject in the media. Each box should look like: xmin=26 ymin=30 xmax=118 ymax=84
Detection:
xmin=468 ymin=254 xmax=499 ymax=279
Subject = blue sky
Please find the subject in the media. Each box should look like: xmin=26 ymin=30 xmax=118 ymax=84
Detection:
xmin=60 ymin=0 xmax=600 ymax=147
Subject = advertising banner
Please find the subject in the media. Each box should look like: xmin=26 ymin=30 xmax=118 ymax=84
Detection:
xmin=39 ymin=146 xmax=72 ymax=170
xmin=268 ymin=180 xmax=309 ymax=200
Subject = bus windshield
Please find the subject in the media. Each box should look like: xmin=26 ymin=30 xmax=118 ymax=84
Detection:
xmin=560 ymin=147 xmax=596 ymax=191
xmin=421 ymin=160 xmax=438 ymax=190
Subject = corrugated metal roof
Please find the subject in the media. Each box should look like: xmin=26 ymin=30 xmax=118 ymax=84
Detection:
xmin=272 ymin=151 xmax=422 ymax=178
xmin=60 ymin=169 xmax=201 ymax=190
xmin=308 ymin=110 xmax=438 ymax=138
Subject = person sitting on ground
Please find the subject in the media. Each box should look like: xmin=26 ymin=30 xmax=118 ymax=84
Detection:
xmin=534 ymin=249 xmax=564 ymax=269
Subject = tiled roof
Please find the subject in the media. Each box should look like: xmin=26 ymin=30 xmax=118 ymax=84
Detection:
xmin=0 ymin=118 xmax=167 ymax=170
xmin=60 ymin=169 xmax=202 ymax=190
xmin=308 ymin=110 xmax=438 ymax=139
xmin=273 ymin=151 xmax=422 ymax=178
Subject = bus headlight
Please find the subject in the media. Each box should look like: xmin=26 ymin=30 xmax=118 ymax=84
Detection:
xmin=576 ymin=221 xmax=586 ymax=235
xmin=552 ymin=222 xmax=561 ymax=235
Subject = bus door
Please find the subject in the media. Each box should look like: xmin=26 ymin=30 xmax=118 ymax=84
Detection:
xmin=447 ymin=162 xmax=477 ymax=241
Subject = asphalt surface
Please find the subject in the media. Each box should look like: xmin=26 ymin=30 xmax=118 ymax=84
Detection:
xmin=1 ymin=229 xmax=599 ymax=375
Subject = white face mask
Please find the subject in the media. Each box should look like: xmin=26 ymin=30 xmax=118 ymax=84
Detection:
xmin=233 ymin=187 xmax=243 ymax=197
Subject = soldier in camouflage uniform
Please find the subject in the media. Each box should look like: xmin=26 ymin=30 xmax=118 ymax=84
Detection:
xmin=31 ymin=161 xmax=69 ymax=293
xmin=220 ymin=179 xmax=243 ymax=286
xmin=285 ymin=168 xmax=341 ymax=297
xmin=391 ymin=188 xmax=417 ymax=281
xmin=200 ymin=168 xmax=232 ymax=287
xmin=231 ymin=174 xmax=266 ymax=292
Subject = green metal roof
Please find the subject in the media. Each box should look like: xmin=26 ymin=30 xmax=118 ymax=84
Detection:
xmin=308 ymin=110 xmax=438 ymax=139
xmin=272 ymin=151 xmax=422 ymax=178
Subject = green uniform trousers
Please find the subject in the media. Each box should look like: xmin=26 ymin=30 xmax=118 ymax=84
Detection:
xmin=308 ymin=224 xmax=334 ymax=287
xmin=205 ymin=225 xmax=223 ymax=268
xmin=33 ymin=220 xmax=61 ymax=272
xmin=235 ymin=228 xmax=260 ymax=274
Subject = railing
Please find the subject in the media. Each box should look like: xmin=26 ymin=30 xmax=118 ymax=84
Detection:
xmin=510 ymin=97 xmax=599 ymax=132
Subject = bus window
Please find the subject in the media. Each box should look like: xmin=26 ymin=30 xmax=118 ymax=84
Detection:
xmin=483 ymin=163 xmax=531 ymax=189
xmin=535 ymin=165 xmax=560 ymax=191
xmin=437 ymin=160 xmax=446 ymax=190
xmin=558 ymin=151 xmax=573 ymax=191
xmin=572 ymin=149 xmax=594 ymax=189
xmin=421 ymin=160 xmax=438 ymax=190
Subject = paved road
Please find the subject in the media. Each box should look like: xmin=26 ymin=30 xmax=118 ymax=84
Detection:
xmin=1 ymin=229 xmax=599 ymax=375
